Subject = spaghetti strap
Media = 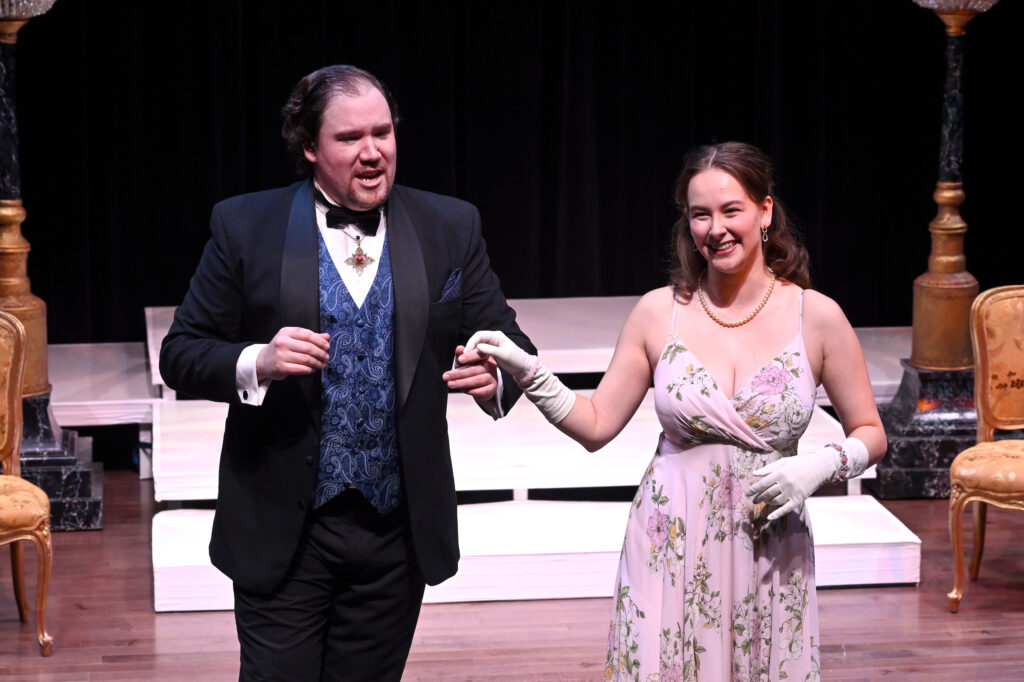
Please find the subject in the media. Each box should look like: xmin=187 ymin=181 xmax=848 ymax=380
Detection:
xmin=670 ymin=290 xmax=679 ymax=334
xmin=798 ymin=289 xmax=805 ymax=333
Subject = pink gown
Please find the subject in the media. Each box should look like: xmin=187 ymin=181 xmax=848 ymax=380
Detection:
xmin=606 ymin=295 xmax=821 ymax=682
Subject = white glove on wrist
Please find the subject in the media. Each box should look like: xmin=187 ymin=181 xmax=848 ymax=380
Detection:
xmin=465 ymin=330 xmax=576 ymax=424
xmin=746 ymin=437 xmax=869 ymax=522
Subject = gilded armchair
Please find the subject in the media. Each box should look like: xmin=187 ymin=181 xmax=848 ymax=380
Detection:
xmin=948 ymin=285 xmax=1024 ymax=613
xmin=0 ymin=310 xmax=53 ymax=654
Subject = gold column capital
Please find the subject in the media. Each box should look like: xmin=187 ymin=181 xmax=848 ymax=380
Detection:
xmin=0 ymin=18 xmax=28 ymax=44
xmin=935 ymin=9 xmax=978 ymax=36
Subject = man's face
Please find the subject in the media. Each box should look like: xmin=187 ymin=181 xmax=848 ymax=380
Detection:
xmin=304 ymin=87 xmax=397 ymax=211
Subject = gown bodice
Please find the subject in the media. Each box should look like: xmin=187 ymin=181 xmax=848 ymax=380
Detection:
xmin=653 ymin=308 xmax=817 ymax=456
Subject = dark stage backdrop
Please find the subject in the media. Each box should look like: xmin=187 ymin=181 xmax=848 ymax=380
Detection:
xmin=11 ymin=0 xmax=1022 ymax=344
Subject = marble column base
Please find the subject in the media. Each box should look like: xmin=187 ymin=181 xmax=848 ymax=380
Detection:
xmin=21 ymin=392 xmax=72 ymax=462
xmin=870 ymin=360 xmax=976 ymax=499
xmin=19 ymin=393 xmax=103 ymax=530
xmin=45 ymin=462 xmax=103 ymax=530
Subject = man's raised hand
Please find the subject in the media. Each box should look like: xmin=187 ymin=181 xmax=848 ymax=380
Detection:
xmin=256 ymin=327 xmax=331 ymax=381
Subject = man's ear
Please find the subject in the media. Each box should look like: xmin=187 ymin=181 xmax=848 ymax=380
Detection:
xmin=303 ymin=144 xmax=317 ymax=165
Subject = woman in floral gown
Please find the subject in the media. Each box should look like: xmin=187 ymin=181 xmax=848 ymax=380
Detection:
xmin=464 ymin=142 xmax=886 ymax=681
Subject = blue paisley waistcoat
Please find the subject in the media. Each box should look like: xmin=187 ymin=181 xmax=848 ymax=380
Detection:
xmin=315 ymin=232 xmax=400 ymax=513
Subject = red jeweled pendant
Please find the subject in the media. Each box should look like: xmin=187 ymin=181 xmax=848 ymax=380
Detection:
xmin=345 ymin=245 xmax=375 ymax=275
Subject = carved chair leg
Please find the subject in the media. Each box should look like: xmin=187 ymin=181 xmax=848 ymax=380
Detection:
xmin=31 ymin=527 xmax=53 ymax=656
xmin=10 ymin=541 xmax=28 ymax=622
xmin=948 ymin=492 xmax=969 ymax=613
xmin=969 ymin=500 xmax=987 ymax=581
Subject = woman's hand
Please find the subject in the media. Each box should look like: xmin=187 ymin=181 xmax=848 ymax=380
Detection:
xmin=747 ymin=438 xmax=869 ymax=521
xmin=466 ymin=330 xmax=575 ymax=424
xmin=464 ymin=330 xmax=539 ymax=386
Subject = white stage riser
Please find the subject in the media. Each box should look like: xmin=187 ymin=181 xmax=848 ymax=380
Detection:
xmin=140 ymin=300 xmax=916 ymax=614
xmin=152 ymin=496 xmax=919 ymax=612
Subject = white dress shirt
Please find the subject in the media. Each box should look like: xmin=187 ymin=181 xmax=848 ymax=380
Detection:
xmin=234 ymin=184 xmax=503 ymax=416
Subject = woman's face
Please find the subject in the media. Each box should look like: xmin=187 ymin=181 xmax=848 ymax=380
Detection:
xmin=687 ymin=169 xmax=772 ymax=277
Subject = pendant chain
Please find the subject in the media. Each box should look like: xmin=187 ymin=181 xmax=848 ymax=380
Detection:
xmin=340 ymin=228 xmax=375 ymax=275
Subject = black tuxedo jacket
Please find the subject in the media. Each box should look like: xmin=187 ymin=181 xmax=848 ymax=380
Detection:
xmin=160 ymin=180 xmax=534 ymax=593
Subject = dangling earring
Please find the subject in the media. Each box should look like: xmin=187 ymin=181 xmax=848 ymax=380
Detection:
xmin=761 ymin=225 xmax=768 ymax=243
xmin=691 ymin=239 xmax=698 ymax=253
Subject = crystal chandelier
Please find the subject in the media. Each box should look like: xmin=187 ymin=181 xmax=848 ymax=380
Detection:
xmin=0 ymin=0 xmax=56 ymax=19
xmin=912 ymin=0 xmax=997 ymax=10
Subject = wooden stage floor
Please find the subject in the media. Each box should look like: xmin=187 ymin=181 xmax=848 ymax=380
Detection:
xmin=2 ymin=471 xmax=1024 ymax=680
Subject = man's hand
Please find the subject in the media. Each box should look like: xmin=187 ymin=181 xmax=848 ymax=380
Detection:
xmin=464 ymin=330 xmax=538 ymax=384
xmin=443 ymin=345 xmax=499 ymax=401
xmin=256 ymin=327 xmax=331 ymax=381
xmin=465 ymin=330 xmax=575 ymax=424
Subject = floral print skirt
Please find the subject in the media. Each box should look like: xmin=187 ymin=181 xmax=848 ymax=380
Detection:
xmin=605 ymin=444 xmax=821 ymax=682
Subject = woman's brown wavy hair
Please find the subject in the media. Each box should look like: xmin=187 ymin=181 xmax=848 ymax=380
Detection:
xmin=669 ymin=141 xmax=810 ymax=296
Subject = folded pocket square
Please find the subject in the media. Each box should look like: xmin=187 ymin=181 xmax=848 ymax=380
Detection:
xmin=438 ymin=268 xmax=462 ymax=303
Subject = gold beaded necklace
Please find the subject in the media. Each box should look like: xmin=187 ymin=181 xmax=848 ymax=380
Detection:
xmin=697 ymin=269 xmax=776 ymax=328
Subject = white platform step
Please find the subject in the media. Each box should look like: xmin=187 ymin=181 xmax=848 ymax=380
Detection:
xmin=152 ymin=494 xmax=918 ymax=612
xmin=151 ymin=400 xmax=229 ymax=501
xmin=48 ymin=342 xmax=159 ymax=426
xmin=424 ymin=501 xmax=628 ymax=604
xmin=151 ymin=392 xmax=867 ymax=501
xmin=152 ymin=509 xmax=233 ymax=613
xmin=49 ymin=341 xmax=161 ymax=477
xmin=805 ymin=495 xmax=921 ymax=587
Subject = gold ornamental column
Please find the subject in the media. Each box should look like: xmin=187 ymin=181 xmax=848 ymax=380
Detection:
xmin=0 ymin=1 xmax=101 ymax=532
xmin=908 ymin=1 xmax=996 ymax=370
xmin=875 ymin=0 xmax=999 ymax=500
xmin=0 ymin=192 xmax=49 ymax=398
xmin=0 ymin=0 xmax=57 ymax=400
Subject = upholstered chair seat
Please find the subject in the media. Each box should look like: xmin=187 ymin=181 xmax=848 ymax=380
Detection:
xmin=951 ymin=441 xmax=1024 ymax=492
xmin=0 ymin=477 xmax=51 ymax=527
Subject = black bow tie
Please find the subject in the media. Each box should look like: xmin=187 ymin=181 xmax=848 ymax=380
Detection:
xmin=314 ymin=189 xmax=382 ymax=236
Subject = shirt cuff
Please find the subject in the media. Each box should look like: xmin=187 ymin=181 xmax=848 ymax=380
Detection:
xmin=476 ymin=368 xmax=506 ymax=420
xmin=449 ymin=354 xmax=506 ymax=420
xmin=236 ymin=344 xmax=271 ymax=406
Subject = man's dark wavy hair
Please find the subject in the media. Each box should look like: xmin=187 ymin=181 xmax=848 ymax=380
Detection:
xmin=280 ymin=65 xmax=400 ymax=177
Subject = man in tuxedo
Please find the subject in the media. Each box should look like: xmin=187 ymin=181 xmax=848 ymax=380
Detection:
xmin=160 ymin=65 xmax=534 ymax=681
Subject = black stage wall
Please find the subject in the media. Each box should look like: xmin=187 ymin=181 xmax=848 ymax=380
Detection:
xmin=11 ymin=0 xmax=1022 ymax=344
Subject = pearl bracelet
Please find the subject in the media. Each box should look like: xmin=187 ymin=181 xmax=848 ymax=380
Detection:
xmin=824 ymin=442 xmax=850 ymax=482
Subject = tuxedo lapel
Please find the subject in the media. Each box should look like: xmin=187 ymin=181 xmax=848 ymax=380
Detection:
xmin=280 ymin=180 xmax=322 ymax=423
xmin=386 ymin=187 xmax=428 ymax=414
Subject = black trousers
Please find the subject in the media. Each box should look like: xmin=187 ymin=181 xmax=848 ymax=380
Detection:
xmin=233 ymin=490 xmax=426 ymax=682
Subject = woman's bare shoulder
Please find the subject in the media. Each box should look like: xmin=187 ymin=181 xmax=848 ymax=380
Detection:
xmin=611 ymin=286 xmax=675 ymax=343
xmin=800 ymin=288 xmax=849 ymax=327
xmin=628 ymin=286 xmax=677 ymax=323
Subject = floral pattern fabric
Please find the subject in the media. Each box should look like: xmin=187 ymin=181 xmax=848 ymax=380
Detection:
xmin=606 ymin=309 xmax=821 ymax=681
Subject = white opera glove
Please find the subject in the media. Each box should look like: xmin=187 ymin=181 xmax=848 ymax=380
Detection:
xmin=465 ymin=330 xmax=576 ymax=424
xmin=746 ymin=437 xmax=870 ymax=522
